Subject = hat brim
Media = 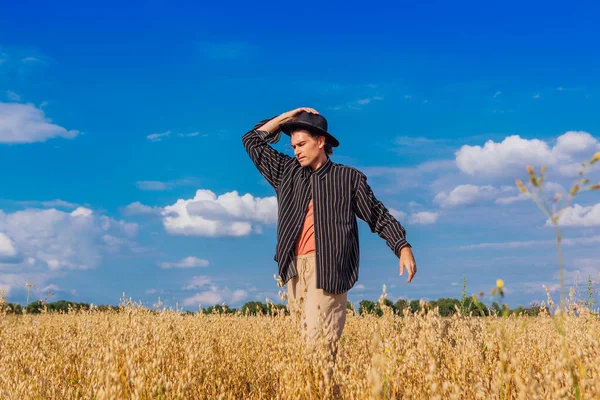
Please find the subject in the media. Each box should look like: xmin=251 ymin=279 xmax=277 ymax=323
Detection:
xmin=279 ymin=121 xmax=340 ymax=148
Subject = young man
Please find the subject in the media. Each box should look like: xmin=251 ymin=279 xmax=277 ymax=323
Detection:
xmin=242 ymin=107 xmax=417 ymax=354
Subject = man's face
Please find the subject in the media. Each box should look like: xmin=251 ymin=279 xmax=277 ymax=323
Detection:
xmin=291 ymin=130 xmax=325 ymax=168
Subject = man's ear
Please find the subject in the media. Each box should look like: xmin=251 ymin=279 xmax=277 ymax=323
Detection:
xmin=319 ymin=135 xmax=326 ymax=148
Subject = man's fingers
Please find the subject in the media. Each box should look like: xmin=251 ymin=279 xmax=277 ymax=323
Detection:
xmin=399 ymin=261 xmax=404 ymax=276
xmin=407 ymin=263 xmax=416 ymax=283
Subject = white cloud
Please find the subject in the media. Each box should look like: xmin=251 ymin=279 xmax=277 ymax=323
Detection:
xmin=494 ymin=194 xmax=528 ymax=205
xmin=159 ymin=256 xmax=209 ymax=269
xmin=389 ymin=208 xmax=406 ymax=221
xmin=17 ymin=199 xmax=80 ymax=210
xmin=21 ymin=57 xmax=41 ymax=63
xmin=145 ymin=289 xmax=157 ymax=295
xmin=0 ymin=206 xmax=138 ymax=271
xmin=183 ymin=276 xmax=213 ymax=291
xmin=182 ymin=284 xmax=249 ymax=307
xmin=434 ymin=184 xmax=497 ymax=208
xmin=41 ymin=283 xmax=61 ymax=293
xmin=458 ymin=235 xmax=600 ymax=250
xmin=550 ymin=203 xmax=600 ymax=227
xmin=0 ymin=232 xmax=17 ymax=259
xmin=162 ymin=189 xmax=277 ymax=237
xmin=71 ymin=207 xmax=93 ymax=217
xmin=146 ymin=131 xmax=171 ymax=141
xmin=533 ymin=93 xmax=541 ymax=99
xmin=495 ymin=181 xmax=564 ymax=205
xmin=357 ymin=96 xmax=383 ymax=105
xmin=455 ymin=131 xmax=600 ymax=178
xmin=122 ymin=201 xmax=163 ymax=216
xmin=147 ymin=131 xmax=204 ymax=142
xmin=354 ymin=284 xmax=366 ymax=290
xmin=6 ymin=91 xmax=20 ymax=101
xmin=493 ymin=91 xmax=502 ymax=98
xmin=408 ymin=211 xmax=439 ymax=225
xmin=136 ymin=178 xmax=196 ymax=191
xmin=0 ymin=102 xmax=80 ymax=144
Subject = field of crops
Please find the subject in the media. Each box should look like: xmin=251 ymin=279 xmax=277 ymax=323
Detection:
xmin=1 ymin=301 xmax=598 ymax=400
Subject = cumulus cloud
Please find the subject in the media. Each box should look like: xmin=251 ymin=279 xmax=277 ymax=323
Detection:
xmin=389 ymin=208 xmax=406 ymax=221
xmin=455 ymin=131 xmax=600 ymax=178
xmin=0 ymin=273 xmax=41 ymax=298
xmin=158 ymin=256 xmax=209 ymax=269
xmin=162 ymin=189 xmax=277 ymax=237
xmin=0 ymin=232 xmax=17 ymax=260
xmin=550 ymin=203 xmax=600 ymax=227
xmin=0 ymin=206 xmax=138 ymax=272
xmin=408 ymin=211 xmax=439 ymax=224
xmin=0 ymin=102 xmax=80 ymax=144
xmin=183 ymin=276 xmax=213 ymax=291
xmin=434 ymin=184 xmax=497 ymax=208
xmin=183 ymin=287 xmax=248 ymax=307
xmin=121 ymin=202 xmax=163 ymax=216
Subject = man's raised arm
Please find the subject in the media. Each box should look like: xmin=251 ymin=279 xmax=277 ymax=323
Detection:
xmin=242 ymin=107 xmax=319 ymax=191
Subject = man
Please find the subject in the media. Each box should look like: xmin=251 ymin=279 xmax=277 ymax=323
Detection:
xmin=242 ymin=107 xmax=417 ymax=356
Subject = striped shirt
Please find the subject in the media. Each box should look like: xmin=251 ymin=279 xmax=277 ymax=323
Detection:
xmin=242 ymin=121 xmax=411 ymax=294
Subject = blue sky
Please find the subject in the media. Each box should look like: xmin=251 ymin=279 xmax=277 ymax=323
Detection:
xmin=1 ymin=0 xmax=599 ymax=310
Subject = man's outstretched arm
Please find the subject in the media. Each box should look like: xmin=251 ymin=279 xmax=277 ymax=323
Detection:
xmin=353 ymin=172 xmax=417 ymax=282
xmin=242 ymin=107 xmax=319 ymax=191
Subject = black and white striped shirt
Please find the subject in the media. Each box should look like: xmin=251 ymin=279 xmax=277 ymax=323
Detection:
xmin=242 ymin=122 xmax=411 ymax=294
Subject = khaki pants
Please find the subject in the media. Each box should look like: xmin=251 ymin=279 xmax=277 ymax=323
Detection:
xmin=287 ymin=253 xmax=347 ymax=358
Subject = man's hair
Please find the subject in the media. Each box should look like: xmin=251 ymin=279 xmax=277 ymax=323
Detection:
xmin=291 ymin=128 xmax=334 ymax=156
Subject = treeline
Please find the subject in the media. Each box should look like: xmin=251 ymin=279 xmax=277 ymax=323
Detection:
xmin=1 ymin=300 xmax=116 ymax=314
xmin=2 ymin=298 xmax=543 ymax=317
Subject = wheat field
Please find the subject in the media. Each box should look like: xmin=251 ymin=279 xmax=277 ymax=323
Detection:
xmin=1 ymin=299 xmax=599 ymax=400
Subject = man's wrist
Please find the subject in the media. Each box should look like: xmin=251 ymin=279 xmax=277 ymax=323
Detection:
xmin=397 ymin=242 xmax=412 ymax=257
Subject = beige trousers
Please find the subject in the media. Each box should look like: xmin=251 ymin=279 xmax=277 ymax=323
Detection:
xmin=287 ymin=253 xmax=347 ymax=357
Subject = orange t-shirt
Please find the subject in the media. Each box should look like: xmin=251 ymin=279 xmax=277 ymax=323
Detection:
xmin=296 ymin=199 xmax=315 ymax=255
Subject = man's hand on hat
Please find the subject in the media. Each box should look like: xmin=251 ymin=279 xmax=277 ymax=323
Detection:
xmin=257 ymin=107 xmax=319 ymax=133
xmin=399 ymin=247 xmax=417 ymax=283
xmin=278 ymin=107 xmax=319 ymax=124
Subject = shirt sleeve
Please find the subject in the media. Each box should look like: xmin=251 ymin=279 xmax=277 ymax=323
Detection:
xmin=242 ymin=117 xmax=293 ymax=191
xmin=353 ymin=171 xmax=411 ymax=257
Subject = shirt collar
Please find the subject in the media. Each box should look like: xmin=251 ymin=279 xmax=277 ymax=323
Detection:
xmin=304 ymin=157 xmax=333 ymax=179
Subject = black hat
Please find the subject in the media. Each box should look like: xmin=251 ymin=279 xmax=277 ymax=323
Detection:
xmin=279 ymin=111 xmax=339 ymax=147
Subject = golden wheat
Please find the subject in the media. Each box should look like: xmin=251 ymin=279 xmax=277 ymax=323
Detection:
xmin=0 ymin=299 xmax=598 ymax=400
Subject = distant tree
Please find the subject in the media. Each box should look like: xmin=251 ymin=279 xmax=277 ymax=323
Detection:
xmin=394 ymin=299 xmax=409 ymax=315
xmin=409 ymin=300 xmax=421 ymax=313
xmin=241 ymin=301 xmax=267 ymax=315
xmin=433 ymin=298 xmax=461 ymax=317
xmin=203 ymin=304 xmax=238 ymax=314
xmin=358 ymin=300 xmax=377 ymax=316
xmin=490 ymin=302 xmax=502 ymax=315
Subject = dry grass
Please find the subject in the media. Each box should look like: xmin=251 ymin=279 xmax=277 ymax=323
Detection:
xmin=1 ymin=300 xmax=599 ymax=400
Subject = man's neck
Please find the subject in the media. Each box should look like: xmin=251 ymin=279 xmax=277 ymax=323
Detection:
xmin=310 ymin=154 xmax=329 ymax=171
